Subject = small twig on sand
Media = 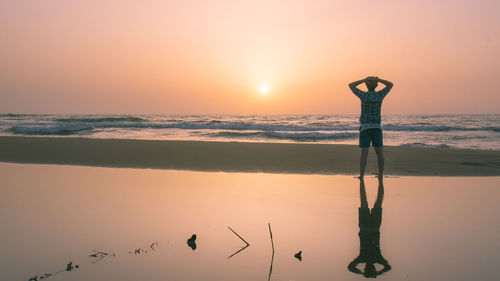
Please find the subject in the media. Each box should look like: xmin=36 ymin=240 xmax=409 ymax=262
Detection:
xmin=227 ymin=226 xmax=251 ymax=259
xmin=268 ymin=223 xmax=274 ymax=253
xmin=227 ymin=244 xmax=250 ymax=259
xmin=227 ymin=226 xmax=250 ymax=246
xmin=268 ymin=222 xmax=275 ymax=281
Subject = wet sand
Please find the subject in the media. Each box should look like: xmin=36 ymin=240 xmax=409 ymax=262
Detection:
xmin=1 ymin=163 xmax=499 ymax=281
xmin=0 ymin=136 xmax=499 ymax=176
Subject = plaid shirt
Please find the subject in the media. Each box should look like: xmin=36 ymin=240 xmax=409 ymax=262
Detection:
xmin=351 ymin=87 xmax=391 ymax=125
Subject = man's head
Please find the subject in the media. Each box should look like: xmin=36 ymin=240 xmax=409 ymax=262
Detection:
xmin=365 ymin=77 xmax=378 ymax=92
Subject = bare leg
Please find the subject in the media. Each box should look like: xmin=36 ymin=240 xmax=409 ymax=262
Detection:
xmin=360 ymin=178 xmax=368 ymax=209
xmin=373 ymin=177 xmax=384 ymax=209
xmin=360 ymin=148 xmax=369 ymax=178
xmin=374 ymin=147 xmax=385 ymax=178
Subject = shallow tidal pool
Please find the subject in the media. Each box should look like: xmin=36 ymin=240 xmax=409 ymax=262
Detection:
xmin=1 ymin=163 xmax=499 ymax=281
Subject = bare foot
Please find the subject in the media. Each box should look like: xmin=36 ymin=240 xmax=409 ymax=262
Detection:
xmin=355 ymin=175 xmax=365 ymax=179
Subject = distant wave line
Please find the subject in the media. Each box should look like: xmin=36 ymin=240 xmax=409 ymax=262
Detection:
xmin=205 ymin=131 xmax=358 ymax=141
xmin=5 ymin=122 xmax=500 ymax=133
xmin=55 ymin=117 xmax=146 ymax=123
xmin=399 ymin=142 xmax=451 ymax=149
xmin=8 ymin=125 xmax=94 ymax=135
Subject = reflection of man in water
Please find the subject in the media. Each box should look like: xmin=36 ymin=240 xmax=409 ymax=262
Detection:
xmin=348 ymin=178 xmax=391 ymax=278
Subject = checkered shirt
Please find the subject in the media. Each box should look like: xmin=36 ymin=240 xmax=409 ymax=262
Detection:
xmin=351 ymin=87 xmax=391 ymax=124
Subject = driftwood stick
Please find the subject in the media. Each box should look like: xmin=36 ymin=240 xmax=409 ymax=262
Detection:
xmin=268 ymin=223 xmax=274 ymax=253
xmin=268 ymin=222 xmax=275 ymax=281
xmin=227 ymin=244 xmax=250 ymax=259
xmin=227 ymin=226 xmax=250 ymax=246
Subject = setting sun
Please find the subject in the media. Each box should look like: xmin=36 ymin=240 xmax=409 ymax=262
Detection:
xmin=260 ymin=85 xmax=269 ymax=94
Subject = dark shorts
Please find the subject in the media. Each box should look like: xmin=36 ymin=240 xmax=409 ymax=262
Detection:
xmin=359 ymin=128 xmax=383 ymax=148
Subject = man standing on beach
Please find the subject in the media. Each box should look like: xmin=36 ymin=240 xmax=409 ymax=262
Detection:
xmin=349 ymin=76 xmax=393 ymax=178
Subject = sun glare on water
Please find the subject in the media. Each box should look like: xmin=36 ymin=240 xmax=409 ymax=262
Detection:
xmin=260 ymin=85 xmax=269 ymax=94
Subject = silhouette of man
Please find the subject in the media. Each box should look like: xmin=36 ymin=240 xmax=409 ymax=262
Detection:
xmin=349 ymin=77 xmax=393 ymax=178
xmin=348 ymin=178 xmax=391 ymax=278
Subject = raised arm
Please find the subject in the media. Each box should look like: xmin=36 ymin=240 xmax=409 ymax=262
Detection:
xmin=349 ymin=78 xmax=367 ymax=93
xmin=349 ymin=78 xmax=368 ymax=99
xmin=373 ymin=259 xmax=392 ymax=277
xmin=375 ymin=77 xmax=393 ymax=91
xmin=347 ymin=257 xmax=363 ymax=274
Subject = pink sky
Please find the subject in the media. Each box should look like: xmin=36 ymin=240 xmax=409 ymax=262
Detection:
xmin=1 ymin=0 xmax=499 ymax=114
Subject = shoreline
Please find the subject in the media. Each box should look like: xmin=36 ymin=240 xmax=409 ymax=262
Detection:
xmin=0 ymin=136 xmax=499 ymax=176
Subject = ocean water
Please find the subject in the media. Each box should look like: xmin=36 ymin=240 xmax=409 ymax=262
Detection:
xmin=1 ymin=114 xmax=499 ymax=150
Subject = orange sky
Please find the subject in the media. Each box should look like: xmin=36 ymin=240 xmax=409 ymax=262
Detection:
xmin=1 ymin=0 xmax=499 ymax=114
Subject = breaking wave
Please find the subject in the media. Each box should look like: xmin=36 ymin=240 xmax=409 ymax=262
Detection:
xmin=399 ymin=142 xmax=451 ymax=149
xmin=9 ymin=126 xmax=94 ymax=135
xmin=206 ymin=131 xmax=357 ymax=141
xmin=55 ymin=116 xmax=145 ymax=123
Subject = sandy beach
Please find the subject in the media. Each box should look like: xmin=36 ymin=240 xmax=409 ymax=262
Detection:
xmin=0 ymin=136 xmax=499 ymax=176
